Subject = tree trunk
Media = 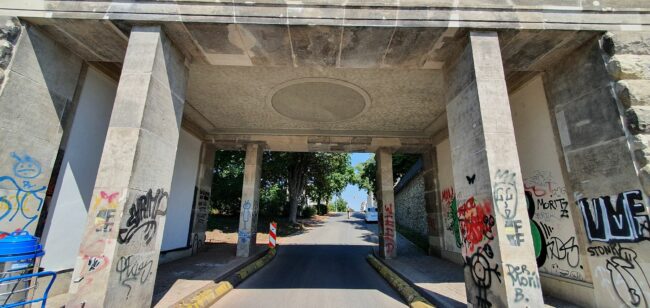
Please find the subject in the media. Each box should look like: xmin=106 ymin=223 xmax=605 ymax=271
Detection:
xmin=288 ymin=153 xmax=309 ymax=224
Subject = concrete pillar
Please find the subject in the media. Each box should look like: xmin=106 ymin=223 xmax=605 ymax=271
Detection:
xmin=236 ymin=143 xmax=263 ymax=257
xmin=376 ymin=148 xmax=396 ymax=259
xmin=0 ymin=22 xmax=83 ymax=236
xmin=190 ymin=143 xmax=215 ymax=255
xmin=422 ymin=149 xmax=444 ymax=257
xmin=445 ymin=32 xmax=544 ymax=307
xmin=67 ymin=26 xmax=187 ymax=307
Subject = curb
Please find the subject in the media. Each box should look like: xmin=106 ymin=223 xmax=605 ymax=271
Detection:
xmin=366 ymin=254 xmax=435 ymax=308
xmin=175 ymin=248 xmax=277 ymax=308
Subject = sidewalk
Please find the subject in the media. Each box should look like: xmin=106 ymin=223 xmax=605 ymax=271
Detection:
xmin=152 ymin=242 xmax=267 ymax=307
xmin=376 ymin=230 xmax=581 ymax=308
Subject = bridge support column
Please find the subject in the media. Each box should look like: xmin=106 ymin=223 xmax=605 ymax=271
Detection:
xmin=376 ymin=148 xmax=396 ymax=259
xmin=236 ymin=143 xmax=263 ymax=257
xmin=68 ymin=26 xmax=187 ymax=307
xmin=189 ymin=143 xmax=216 ymax=254
xmin=422 ymin=149 xmax=444 ymax=257
xmin=445 ymin=31 xmax=544 ymax=307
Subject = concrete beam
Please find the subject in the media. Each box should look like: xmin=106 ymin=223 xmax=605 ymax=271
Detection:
xmin=67 ymin=26 xmax=187 ymax=307
xmin=376 ymin=148 xmax=397 ymax=259
xmin=236 ymin=143 xmax=263 ymax=257
xmin=3 ymin=2 xmax=650 ymax=31
xmin=445 ymin=31 xmax=543 ymax=307
xmin=207 ymin=134 xmax=433 ymax=154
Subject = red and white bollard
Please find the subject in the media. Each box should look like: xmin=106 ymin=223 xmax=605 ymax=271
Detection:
xmin=269 ymin=221 xmax=277 ymax=249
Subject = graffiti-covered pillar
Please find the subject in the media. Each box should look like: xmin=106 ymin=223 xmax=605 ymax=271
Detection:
xmin=376 ymin=148 xmax=397 ymax=259
xmin=67 ymin=26 xmax=187 ymax=307
xmin=190 ymin=143 xmax=216 ymax=255
xmin=0 ymin=21 xmax=83 ymax=236
xmin=236 ymin=143 xmax=263 ymax=257
xmin=445 ymin=31 xmax=544 ymax=307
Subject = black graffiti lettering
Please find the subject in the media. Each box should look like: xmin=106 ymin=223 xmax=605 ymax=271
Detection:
xmin=115 ymin=255 xmax=154 ymax=299
xmin=547 ymin=236 xmax=580 ymax=268
xmin=506 ymin=264 xmax=540 ymax=289
xmin=577 ymin=190 xmax=650 ymax=243
xmin=605 ymin=247 xmax=650 ymax=307
xmin=464 ymin=243 xmax=501 ymax=308
xmin=118 ymin=189 xmax=168 ymax=245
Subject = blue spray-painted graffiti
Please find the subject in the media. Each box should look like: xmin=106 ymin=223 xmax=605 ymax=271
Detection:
xmin=0 ymin=152 xmax=46 ymax=235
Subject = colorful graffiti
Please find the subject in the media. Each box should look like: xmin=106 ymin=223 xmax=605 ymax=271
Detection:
xmin=442 ymin=187 xmax=461 ymax=249
xmin=94 ymin=191 xmax=119 ymax=233
xmin=0 ymin=152 xmax=46 ymax=235
xmin=522 ymin=170 xmax=584 ymax=281
xmin=458 ymin=197 xmax=495 ymax=254
xmin=577 ymin=190 xmax=650 ymax=243
xmin=383 ymin=203 xmax=396 ymax=256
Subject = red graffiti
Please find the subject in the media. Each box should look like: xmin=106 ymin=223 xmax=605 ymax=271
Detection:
xmin=458 ymin=197 xmax=495 ymax=254
xmin=524 ymin=182 xmax=552 ymax=197
xmin=442 ymin=187 xmax=455 ymax=204
xmin=383 ymin=203 xmax=396 ymax=256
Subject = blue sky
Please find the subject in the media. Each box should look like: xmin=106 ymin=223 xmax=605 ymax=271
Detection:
xmin=334 ymin=153 xmax=373 ymax=211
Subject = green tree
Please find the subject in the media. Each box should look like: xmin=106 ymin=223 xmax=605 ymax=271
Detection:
xmin=330 ymin=198 xmax=349 ymax=212
xmin=306 ymin=153 xmax=353 ymax=210
xmin=211 ymin=150 xmax=245 ymax=216
xmin=353 ymin=153 xmax=421 ymax=194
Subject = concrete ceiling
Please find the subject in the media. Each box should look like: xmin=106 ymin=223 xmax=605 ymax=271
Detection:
xmin=20 ymin=17 xmax=599 ymax=142
xmin=186 ymin=65 xmax=444 ymax=137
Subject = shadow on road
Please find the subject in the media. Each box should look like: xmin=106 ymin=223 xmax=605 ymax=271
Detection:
xmin=233 ymin=244 xmax=404 ymax=303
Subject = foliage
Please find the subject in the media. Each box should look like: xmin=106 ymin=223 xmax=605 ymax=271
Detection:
xmin=316 ymin=203 xmax=328 ymax=215
xmin=330 ymin=198 xmax=349 ymax=212
xmin=211 ymin=150 xmax=245 ymax=216
xmin=211 ymin=150 xmax=354 ymax=222
xmin=306 ymin=153 xmax=354 ymax=206
xmin=301 ymin=206 xmax=317 ymax=218
xmin=353 ymin=153 xmax=421 ymax=194
xmin=260 ymin=183 xmax=287 ymax=219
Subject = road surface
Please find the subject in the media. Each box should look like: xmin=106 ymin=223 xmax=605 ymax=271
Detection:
xmin=212 ymin=213 xmax=407 ymax=308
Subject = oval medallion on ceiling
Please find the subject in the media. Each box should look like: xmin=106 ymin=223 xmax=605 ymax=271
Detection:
xmin=268 ymin=78 xmax=370 ymax=123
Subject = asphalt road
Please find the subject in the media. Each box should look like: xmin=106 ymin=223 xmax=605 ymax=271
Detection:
xmin=212 ymin=213 xmax=407 ymax=308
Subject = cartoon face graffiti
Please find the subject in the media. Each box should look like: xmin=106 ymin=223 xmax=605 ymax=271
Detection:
xmin=494 ymin=170 xmax=518 ymax=220
xmin=11 ymin=152 xmax=42 ymax=179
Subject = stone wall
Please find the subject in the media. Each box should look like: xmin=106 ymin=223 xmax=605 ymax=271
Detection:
xmin=544 ymin=36 xmax=650 ymax=308
xmin=394 ymin=171 xmax=428 ymax=238
xmin=0 ymin=17 xmax=20 ymax=87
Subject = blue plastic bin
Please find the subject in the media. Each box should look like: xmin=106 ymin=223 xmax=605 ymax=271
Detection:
xmin=0 ymin=231 xmax=56 ymax=307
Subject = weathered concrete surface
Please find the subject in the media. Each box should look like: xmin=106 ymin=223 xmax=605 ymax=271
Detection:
xmin=67 ymin=26 xmax=187 ymax=307
xmin=445 ymin=31 xmax=543 ymax=307
xmin=189 ymin=143 xmax=216 ymax=255
xmin=0 ymin=21 xmax=82 ymax=235
xmin=421 ymin=150 xmax=444 ymax=257
xmin=544 ymin=33 xmax=650 ymax=308
xmin=236 ymin=143 xmax=263 ymax=258
xmin=376 ymin=148 xmax=397 ymax=259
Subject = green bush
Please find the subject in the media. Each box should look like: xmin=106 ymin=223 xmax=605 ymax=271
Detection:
xmin=301 ymin=206 xmax=317 ymax=218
